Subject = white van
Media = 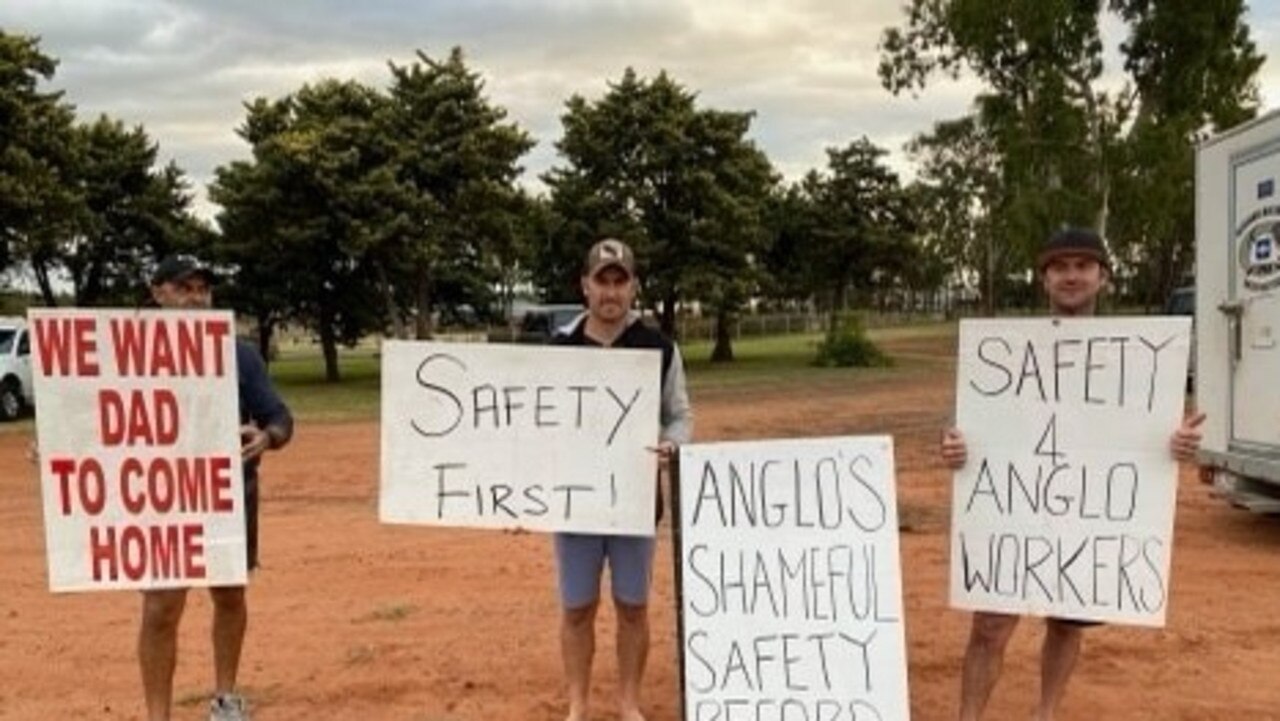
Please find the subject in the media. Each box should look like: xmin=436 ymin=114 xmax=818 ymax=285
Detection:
xmin=0 ymin=317 xmax=34 ymax=421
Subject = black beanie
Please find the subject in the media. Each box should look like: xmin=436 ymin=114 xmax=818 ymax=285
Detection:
xmin=1036 ymin=227 xmax=1110 ymax=272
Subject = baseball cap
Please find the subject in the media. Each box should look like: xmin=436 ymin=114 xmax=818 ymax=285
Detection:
xmin=1036 ymin=227 xmax=1110 ymax=272
xmin=584 ymin=238 xmax=636 ymax=278
xmin=152 ymin=254 xmax=219 ymax=286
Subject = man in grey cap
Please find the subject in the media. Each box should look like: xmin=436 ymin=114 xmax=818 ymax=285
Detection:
xmin=141 ymin=255 xmax=293 ymax=721
xmin=939 ymin=228 xmax=1204 ymax=721
xmin=551 ymin=238 xmax=692 ymax=721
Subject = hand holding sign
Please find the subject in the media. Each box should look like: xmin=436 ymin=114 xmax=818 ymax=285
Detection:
xmin=940 ymin=428 xmax=967 ymax=469
xmin=1170 ymin=411 xmax=1206 ymax=463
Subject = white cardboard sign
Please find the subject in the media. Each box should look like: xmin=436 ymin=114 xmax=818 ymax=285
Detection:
xmin=30 ymin=308 xmax=246 ymax=592
xmin=679 ymin=437 xmax=909 ymax=721
xmin=380 ymin=341 xmax=661 ymax=535
xmin=950 ymin=317 xmax=1191 ymax=626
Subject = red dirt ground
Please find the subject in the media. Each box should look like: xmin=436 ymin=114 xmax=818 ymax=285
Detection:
xmin=3 ymin=345 xmax=1279 ymax=720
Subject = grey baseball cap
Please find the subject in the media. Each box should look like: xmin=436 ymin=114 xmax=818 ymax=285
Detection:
xmin=583 ymin=238 xmax=636 ymax=278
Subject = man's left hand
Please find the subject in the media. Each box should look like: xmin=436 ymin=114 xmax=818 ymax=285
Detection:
xmin=241 ymin=424 xmax=271 ymax=461
xmin=650 ymin=440 xmax=677 ymax=472
xmin=1171 ymin=411 xmax=1207 ymax=463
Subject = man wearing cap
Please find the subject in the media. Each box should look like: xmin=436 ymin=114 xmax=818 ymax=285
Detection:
xmin=939 ymin=228 xmax=1205 ymax=721
xmin=552 ymin=238 xmax=692 ymax=721
xmin=142 ymin=255 xmax=293 ymax=721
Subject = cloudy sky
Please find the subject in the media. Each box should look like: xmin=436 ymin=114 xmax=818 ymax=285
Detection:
xmin=4 ymin=0 xmax=1278 ymax=222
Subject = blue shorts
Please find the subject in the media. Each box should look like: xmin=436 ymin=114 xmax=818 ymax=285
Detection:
xmin=554 ymin=533 xmax=655 ymax=609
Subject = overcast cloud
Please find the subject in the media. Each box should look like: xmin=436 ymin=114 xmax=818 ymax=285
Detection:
xmin=3 ymin=0 xmax=1277 ymax=221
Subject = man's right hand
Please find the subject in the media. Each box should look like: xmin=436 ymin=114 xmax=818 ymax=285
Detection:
xmin=940 ymin=428 xmax=967 ymax=469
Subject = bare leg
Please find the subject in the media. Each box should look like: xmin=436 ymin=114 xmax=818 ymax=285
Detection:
xmin=958 ymin=612 xmax=1019 ymax=721
xmin=139 ymin=589 xmax=189 ymax=721
xmin=210 ymin=586 xmax=248 ymax=695
xmin=561 ymin=601 xmax=598 ymax=721
xmin=1036 ymin=620 xmax=1084 ymax=721
xmin=615 ymin=599 xmax=649 ymax=721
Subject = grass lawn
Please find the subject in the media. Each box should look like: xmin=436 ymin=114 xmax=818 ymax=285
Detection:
xmin=0 ymin=321 xmax=960 ymax=431
xmin=267 ymin=322 xmax=958 ymax=422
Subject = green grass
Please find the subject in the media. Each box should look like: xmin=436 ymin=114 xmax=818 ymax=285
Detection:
xmin=260 ymin=322 xmax=958 ymax=422
xmin=680 ymin=323 xmax=956 ymax=392
xmin=269 ymin=348 xmax=381 ymax=421
xmin=0 ymin=321 xmax=960 ymax=430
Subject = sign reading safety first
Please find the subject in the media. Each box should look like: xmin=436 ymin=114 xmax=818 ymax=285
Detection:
xmin=30 ymin=309 xmax=246 ymax=592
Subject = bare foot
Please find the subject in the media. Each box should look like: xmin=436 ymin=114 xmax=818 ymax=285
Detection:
xmin=619 ymin=707 xmax=646 ymax=721
xmin=565 ymin=707 xmax=589 ymax=721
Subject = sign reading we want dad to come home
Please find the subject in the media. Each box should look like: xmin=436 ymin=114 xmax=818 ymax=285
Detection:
xmin=950 ymin=317 xmax=1191 ymax=627
xmin=30 ymin=309 xmax=246 ymax=593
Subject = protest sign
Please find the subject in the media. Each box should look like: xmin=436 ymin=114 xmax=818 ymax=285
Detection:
xmin=678 ymin=437 xmax=908 ymax=721
xmin=950 ymin=317 xmax=1191 ymax=626
xmin=380 ymin=341 xmax=661 ymax=535
xmin=30 ymin=308 xmax=245 ymax=592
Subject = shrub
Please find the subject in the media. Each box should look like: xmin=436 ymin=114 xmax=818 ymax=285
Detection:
xmin=813 ymin=313 xmax=891 ymax=368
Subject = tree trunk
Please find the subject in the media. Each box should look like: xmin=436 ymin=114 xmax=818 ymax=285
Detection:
xmin=257 ymin=316 xmax=275 ymax=368
xmin=378 ymin=269 xmax=409 ymax=340
xmin=660 ymin=289 xmax=678 ymax=339
xmin=319 ymin=301 xmax=340 ymax=383
xmin=32 ymin=258 xmax=56 ymax=307
xmin=414 ymin=270 xmax=434 ymax=340
xmin=982 ymin=230 xmax=996 ymax=317
xmin=710 ymin=306 xmax=735 ymax=363
xmin=829 ymin=283 xmax=848 ymax=334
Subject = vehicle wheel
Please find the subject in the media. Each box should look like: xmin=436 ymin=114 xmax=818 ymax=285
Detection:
xmin=0 ymin=381 xmax=22 ymax=421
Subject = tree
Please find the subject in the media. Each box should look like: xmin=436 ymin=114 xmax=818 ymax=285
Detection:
xmin=881 ymin=0 xmax=1264 ymax=308
xmin=48 ymin=117 xmax=202 ymax=306
xmin=545 ymin=69 xmax=775 ymax=359
xmin=0 ymin=32 xmax=78 ymax=282
xmin=1106 ymin=0 xmax=1263 ymax=305
xmin=1 ymin=33 xmax=203 ymax=307
xmin=792 ymin=139 xmax=915 ymax=331
xmin=907 ymin=115 xmax=1007 ymax=313
xmin=212 ymin=81 xmax=403 ymax=381
xmin=382 ymin=47 xmax=534 ymax=338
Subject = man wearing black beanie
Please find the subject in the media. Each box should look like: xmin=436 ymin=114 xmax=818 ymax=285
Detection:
xmin=938 ymin=228 xmax=1205 ymax=721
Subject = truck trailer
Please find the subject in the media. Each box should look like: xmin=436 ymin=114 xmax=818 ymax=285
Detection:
xmin=1196 ymin=108 xmax=1280 ymax=512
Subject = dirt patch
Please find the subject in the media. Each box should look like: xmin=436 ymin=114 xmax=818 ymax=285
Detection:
xmin=2 ymin=360 xmax=1277 ymax=720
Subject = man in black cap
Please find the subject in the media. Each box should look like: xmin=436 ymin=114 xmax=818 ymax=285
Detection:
xmin=552 ymin=238 xmax=692 ymax=721
xmin=141 ymin=255 xmax=293 ymax=721
xmin=939 ymin=228 xmax=1204 ymax=721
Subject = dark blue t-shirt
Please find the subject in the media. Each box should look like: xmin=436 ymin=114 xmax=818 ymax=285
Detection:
xmin=236 ymin=341 xmax=292 ymax=487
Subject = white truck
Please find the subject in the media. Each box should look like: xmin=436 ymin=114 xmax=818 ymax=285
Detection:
xmin=1195 ymin=108 xmax=1280 ymax=511
xmin=0 ymin=316 xmax=34 ymax=421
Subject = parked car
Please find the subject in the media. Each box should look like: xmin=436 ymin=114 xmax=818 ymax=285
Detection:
xmin=489 ymin=304 xmax=583 ymax=344
xmin=0 ymin=317 xmax=34 ymax=421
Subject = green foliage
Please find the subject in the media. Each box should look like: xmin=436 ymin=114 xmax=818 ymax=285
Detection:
xmin=211 ymin=48 xmax=533 ymax=380
xmin=383 ymin=48 xmax=535 ymax=337
xmin=813 ymin=314 xmax=890 ymax=369
xmin=211 ymin=80 xmax=398 ymax=381
xmin=0 ymin=31 xmax=74 ymax=277
xmin=1 ymin=31 xmax=201 ymax=307
xmin=543 ymin=69 xmax=776 ymax=360
xmin=770 ymin=138 xmax=917 ymax=321
xmin=883 ymin=0 xmax=1264 ymax=311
